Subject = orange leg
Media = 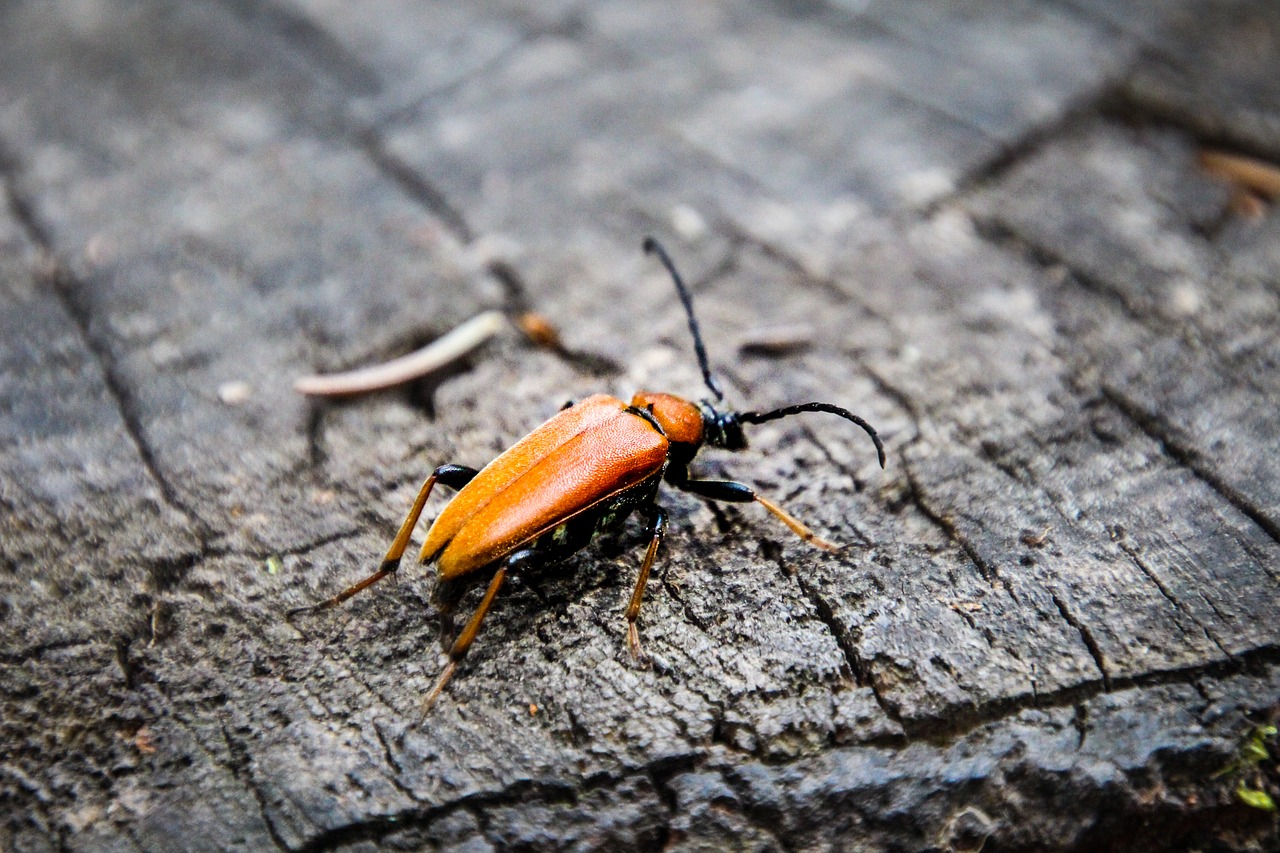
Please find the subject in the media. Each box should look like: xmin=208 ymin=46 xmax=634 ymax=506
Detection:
xmin=287 ymin=464 xmax=477 ymax=617
xmin=421 ymin=546 xmax=547 ymax=712
xmin=422 ymin=565 xmax=508 ymax=712
xmin=752 ymin=494 xmax=838 ymax=551
xmin=625 ymin=506 xmax=667 ymax=662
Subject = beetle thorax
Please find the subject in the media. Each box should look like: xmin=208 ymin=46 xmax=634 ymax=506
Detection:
xmin=630 ymin=391 xmax=748 ymax=452
xmin=630 ymin=392 xmax=704 ymax=447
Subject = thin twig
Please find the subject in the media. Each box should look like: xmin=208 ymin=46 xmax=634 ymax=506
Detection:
xmin=295 ymin=310 xmax=508 ymax=397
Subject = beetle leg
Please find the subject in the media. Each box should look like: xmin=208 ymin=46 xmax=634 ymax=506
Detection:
xmin=436 ymin=606 xmax=456 ymax=653
xmin=423 ymin=547 xmax=543 ymax=712
xmin=288 ymin=464 xmax=479 ymax=617
xmin=625 ymin=505 xmax=667 ymax=663
xmin=674 ymin=477 xmax=838 ymax=551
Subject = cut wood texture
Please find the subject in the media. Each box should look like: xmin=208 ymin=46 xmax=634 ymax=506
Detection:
xmin=2 ymin=0 xmax=1278 ymax=850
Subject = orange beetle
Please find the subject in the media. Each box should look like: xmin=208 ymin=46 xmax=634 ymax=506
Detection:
xmin=291 ymin=238 xmax=885 ymax=710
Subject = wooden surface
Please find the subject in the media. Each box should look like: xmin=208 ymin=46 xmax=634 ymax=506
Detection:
xmin=2 ymin=0 xmax=1278 ymax=850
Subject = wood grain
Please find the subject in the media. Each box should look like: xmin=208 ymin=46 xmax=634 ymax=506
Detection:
xmin=2 ymin=0 xmax=1277 ymax=849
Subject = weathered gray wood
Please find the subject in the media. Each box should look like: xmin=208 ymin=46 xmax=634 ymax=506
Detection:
xmin=2 ymin=0 xmax=1278 ymax=850
xmin=1121 ymin=0 xmax=1280 ymax=160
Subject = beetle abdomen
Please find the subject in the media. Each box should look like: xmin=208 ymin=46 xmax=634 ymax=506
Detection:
xmin=423 ymin=396 xmax=668 ymax=579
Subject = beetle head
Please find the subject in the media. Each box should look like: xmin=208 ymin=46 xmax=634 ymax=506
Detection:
xmin=631 ymin=391 xmax=884 ymax=470
xmin=697 ymin=400 xmax=748 ymax=451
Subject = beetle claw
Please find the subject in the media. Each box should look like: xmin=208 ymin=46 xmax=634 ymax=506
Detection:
xmin=285 ymin=599 xmax=337 ymax=620
xmin=810 ymin=535 xmax=840 ymax=552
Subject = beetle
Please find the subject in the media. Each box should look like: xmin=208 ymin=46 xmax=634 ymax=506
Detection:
xmin=290 ymin=237 xmax=885 ymax=711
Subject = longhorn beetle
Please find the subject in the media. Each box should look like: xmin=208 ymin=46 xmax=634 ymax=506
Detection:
xmin=290 ymin=238 xmax=886 ymax=711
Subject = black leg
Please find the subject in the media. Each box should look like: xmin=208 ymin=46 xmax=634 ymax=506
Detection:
xmin=670 ymin=467 xmax=836 ymax=551
xmin=625 ymin=505 xmax=667 ymax=662
xmin=287 ymin=463 xmax=480 ymax=617
xmin=432 ymin=464 xmax=481 ymax=490
xmin=673 ymin=478 xmax=755 ymax=503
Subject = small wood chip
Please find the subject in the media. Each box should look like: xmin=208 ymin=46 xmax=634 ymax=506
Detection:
xmin=514 ymin=311 xmax=565 ymax=351
xmin=217 ymin=380 xmax=253 ymax=405
xmin=1021 ymin=527 xmax=1053 ymax=548
xmin=134 ymin=727 xmax=157 ymax=754
xmin=1228 ymin=189 xmax=1268 ymax=220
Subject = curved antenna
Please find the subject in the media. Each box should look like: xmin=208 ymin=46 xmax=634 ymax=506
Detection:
xmin=739 ymin=403 xmax=887 ymax=469
xmin=643 ymin=236 xmax=724 ymax=402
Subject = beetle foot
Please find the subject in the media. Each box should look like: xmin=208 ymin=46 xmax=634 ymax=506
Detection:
xmin=809 ymin=534 xmax=840 ymax=552
xmin=627 ymin=623 xmax=653 ymax=668
xmin=285 ymin=597 xmax=336 ymax=619
xmin=422 ymin=659 xmax=458 ymax=715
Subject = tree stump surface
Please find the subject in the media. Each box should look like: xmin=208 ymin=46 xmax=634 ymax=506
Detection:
xmin=2 ymin=1 xmax=1278 ymax=850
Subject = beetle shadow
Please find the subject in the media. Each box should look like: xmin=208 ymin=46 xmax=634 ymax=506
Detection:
xmin=428 ymin=524 xmax=659 ymax=669
xmin=400 ymin=355 xmax=477 ymax=419
xmin=486 ymin=258 xmax=624 ymax=378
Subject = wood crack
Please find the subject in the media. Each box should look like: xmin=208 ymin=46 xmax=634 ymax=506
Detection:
xmin=1051 ymin=593 xmax=1112 ymax=690
xmin=791 ymin=569 xmax=904 ymax=728
xmin=1099 ymin=58 xmax=1280 ymax=163
xmin=291 ymin=774 xmax=594 ymax=853
xmin=1117 ymin=539 xmax=1234 ymax=661
xmin=1 ymin=166 xmax=211 ymax=594
xmin=373 ymin=722 xmax=422 ymax=803
xmin=1102 ymin=386 xmax=1280 ymax=551
xmin=213 ymin=0 xmax=382 ymax=95
xmin=262 ymin=528 xmax=365 ymax=561
xmin=755 ymin=535 xmax=910 ymax=733
xmin=969 ymin=216 xmax=1154 ymax=325
xmin=0 ymin=638 xmax=94 ymax=666
xmin=218 ymin=720 xmax=292 ymax=852
xmin=795 ymin=425 xmax=874 ymax=545
xmin=901 ymin=454 xmax=1019 ymax=602
xmin=356 ymin=128 xmax=474 ymax=243
xmin=305 ymin=404 xmax=327 ymax=473
xmin=286 ymin=641 xmax=1280 ymax=847
xmin=1 ymin=201 xmax=191 ymax=537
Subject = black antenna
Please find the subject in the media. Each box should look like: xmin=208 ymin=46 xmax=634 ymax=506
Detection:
xmin=740 ymin=403 xmax=886 ymax=469
xmin=643 ymin=237 xmax=724 ymax=402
